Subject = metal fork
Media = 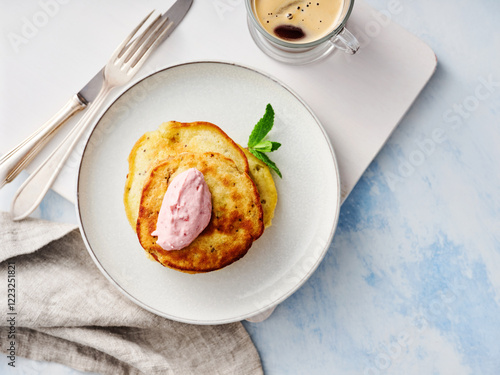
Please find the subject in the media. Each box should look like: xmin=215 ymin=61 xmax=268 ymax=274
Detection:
xmin=10 ymin=11 xmax=173 ymax=221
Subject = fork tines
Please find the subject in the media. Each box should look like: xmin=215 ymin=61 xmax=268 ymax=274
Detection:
xmin=116 ymin=11 xmax=173 ymax=69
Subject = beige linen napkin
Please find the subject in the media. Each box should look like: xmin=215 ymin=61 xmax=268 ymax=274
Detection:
xmin=0 ymin=212 xmax=263 ymax=375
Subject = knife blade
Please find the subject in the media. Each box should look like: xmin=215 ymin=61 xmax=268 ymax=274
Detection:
xmin=78 ymin=0 xmax=194 ymax=105
xmin=0 ymin=0 xmax=193 ymax=189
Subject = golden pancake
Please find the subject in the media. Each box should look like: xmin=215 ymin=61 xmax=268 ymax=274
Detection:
xmin=241 ymin=147 xmax=278 ymax=228
xmin=124 ymin=121 xmax=250 ymax=228
xmin=136 ymin=152 xmax=264 ymax=273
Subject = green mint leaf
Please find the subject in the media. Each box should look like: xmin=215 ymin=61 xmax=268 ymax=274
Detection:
xmin=248 ymin=103 xmax=275 ymax=148
xmin=252 ymin=140 xmax=273 ymax=153
xmin=270 ymin=142 xmax=281 ymax=151
xmin=250 ymin=149 xmax=282 ymax=178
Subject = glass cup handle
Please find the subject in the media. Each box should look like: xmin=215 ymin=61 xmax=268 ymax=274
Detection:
xmin=330 ymin=27 xmax=360 ymax=55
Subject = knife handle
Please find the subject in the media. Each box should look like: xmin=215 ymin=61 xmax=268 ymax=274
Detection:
xmin=0 ymin=94 xmax=87 ymax=189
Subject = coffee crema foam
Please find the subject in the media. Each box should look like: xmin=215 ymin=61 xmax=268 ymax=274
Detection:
xmin=252 ymin=0 xmax=345 ymax=44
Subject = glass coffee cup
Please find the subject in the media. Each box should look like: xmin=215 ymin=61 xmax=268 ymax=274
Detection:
xmin=245 ymin=0 xmax=360 ymax=64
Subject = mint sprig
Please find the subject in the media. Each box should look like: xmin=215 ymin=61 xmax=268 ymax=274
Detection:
xmin=248 ymin=104 xmax=282 ymax=178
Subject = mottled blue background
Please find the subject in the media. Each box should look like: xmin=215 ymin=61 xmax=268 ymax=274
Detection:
xmin=1 ymin=0 xmax=500 ymax=374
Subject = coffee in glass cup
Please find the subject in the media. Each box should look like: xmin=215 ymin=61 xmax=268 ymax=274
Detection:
xmin=246 ymin=0 xmax=359 ymax=64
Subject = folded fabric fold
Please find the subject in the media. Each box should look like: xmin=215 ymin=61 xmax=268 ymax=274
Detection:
xmin=0 ymin=212 xmax=263 ymax=375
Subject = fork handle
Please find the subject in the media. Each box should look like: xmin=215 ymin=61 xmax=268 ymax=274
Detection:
xmin=0 ymin=94 xmax=87 ymax=189
xmin=10 ymin=84 xmax=113 ymax=221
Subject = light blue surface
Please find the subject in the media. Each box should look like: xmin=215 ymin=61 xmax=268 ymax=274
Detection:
xmin=2 ymin=0 xmax=500 ymax=374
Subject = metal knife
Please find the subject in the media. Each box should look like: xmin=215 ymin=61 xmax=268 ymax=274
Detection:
xmin=0 ymin=0 xmax=193 ymax=189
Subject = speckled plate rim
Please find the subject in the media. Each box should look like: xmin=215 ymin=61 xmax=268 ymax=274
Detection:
xmin=75 ymin=60 xmax=341 ymax=324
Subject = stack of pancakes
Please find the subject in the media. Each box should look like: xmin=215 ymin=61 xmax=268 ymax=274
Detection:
xmin=124 ymin=121 xmax=277 ymax=273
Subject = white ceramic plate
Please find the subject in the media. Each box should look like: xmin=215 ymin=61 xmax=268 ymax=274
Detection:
xmin=76 ymin=61 xmax=340 ymax=324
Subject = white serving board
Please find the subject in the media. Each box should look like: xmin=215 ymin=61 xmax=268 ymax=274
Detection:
xmin=0 ymin=0 xmax=436 ymax=204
